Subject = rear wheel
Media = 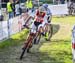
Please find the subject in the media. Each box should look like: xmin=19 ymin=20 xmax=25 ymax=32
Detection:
xmin=45 ymin=24 xmax=53 ymax=41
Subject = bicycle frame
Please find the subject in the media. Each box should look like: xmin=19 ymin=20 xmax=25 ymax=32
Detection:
xmin=20 ymin=21 xmax=53 ymax=59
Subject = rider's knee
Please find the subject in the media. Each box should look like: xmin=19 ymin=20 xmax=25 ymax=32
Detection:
xmin=30 ymin=33 xmax=36 ymax=36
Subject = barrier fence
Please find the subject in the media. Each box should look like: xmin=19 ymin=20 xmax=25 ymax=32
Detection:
xmin=0 ymin=4 xmax=69 ymax=41
xmin=0 ymin=12 xmax=33 ymax=41
xmin=49 ymin=4 xmax=68 ymax=15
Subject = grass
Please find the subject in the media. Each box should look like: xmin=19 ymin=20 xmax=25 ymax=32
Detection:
xmin=0 ymin=29 xmax=28 ymax=49
xmin=38 ymin=16 xmax=75 ymax=63
xmin=39 ymin=40 xmax=72 ymax=63
xmin=0 ymin=16 xmax=75 ymax=63
xmin=52 ymin=16 xmax=75 ymax=26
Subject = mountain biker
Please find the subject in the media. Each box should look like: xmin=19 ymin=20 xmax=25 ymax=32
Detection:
xmin=22 ymin=6 xmax=49 ymax=53
xmin=25 ymin=0 xmax=33 ymax=12
xmin=42 ymin=4 xmax=52 ymax=40
xmin=22 ymin=6 xmax=47 ymax=52
xmin=30 ymin=6 xmax=47 ymax=36
xmin=42 ymin=4 xmax=52 ymax=23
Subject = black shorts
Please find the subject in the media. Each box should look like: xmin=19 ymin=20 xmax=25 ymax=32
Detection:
xmin=34 ymin=21 xmax=42 ymax=27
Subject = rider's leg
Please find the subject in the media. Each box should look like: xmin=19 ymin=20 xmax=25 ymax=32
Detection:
xmin=43 ymin=17 xmax=48 ymax=34
xmin=26 ymin=22 xmax=37 ymax=52
xmin=38 ymin=25 xmax=44 ymax=36
xmin=31 ymin=22 xmax=37 ymax=33
xmin=43 ymin=18 xmax=49 ymax=39
xmin=38 ymin=21 xmax=46 ymax=36
xmin=27 ymin=33 xmax=35 ymax=53
xmin=22 ymin=23 xmax=36 ymax=52
xmin=44 ymin=23 xmax=48 ymax=32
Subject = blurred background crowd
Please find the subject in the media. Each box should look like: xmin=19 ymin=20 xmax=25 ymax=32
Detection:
xmin=0 ymin=0 xmax=75 ymax=21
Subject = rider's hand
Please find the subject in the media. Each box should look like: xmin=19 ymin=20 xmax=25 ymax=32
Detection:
xmin=30 ymin=16 xmax=34 ymax=20
xmin=48 ymin=21 xmax=51 ymax=23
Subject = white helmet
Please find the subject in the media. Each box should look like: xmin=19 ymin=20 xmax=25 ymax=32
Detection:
xmin=39 ymin=6 xmax=45 ymax=12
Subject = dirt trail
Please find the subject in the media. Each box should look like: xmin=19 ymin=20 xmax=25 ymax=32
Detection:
xmin=0 ymin=45 xmax=41 ymax=63
xmin=0 ymin=23 xmax=71 ymax=63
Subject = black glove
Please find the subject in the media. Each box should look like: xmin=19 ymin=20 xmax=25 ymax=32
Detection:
xmin=48 ymin=21 xmax=51 ymax=23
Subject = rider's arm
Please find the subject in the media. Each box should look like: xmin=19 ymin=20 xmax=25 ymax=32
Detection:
xmin=47 ymin=8 xmax=52 ymax=15
xmin=43 ymin=15 xmax=48 ymax=23
xmin=36 ymin=10 xmax=39 ymax=16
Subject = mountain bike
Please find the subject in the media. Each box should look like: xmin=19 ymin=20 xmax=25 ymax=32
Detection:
xmin=20 ymin=23 xmax=53 ymax=60
xmin=20 ymin=25 xmax=39 ymax=60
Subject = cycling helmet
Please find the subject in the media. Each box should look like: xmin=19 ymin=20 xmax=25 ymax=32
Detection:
xmin=39 ymin=6 xmax=45 ymax=12
xmin=43 ymin=4 xmax=48 ymax=8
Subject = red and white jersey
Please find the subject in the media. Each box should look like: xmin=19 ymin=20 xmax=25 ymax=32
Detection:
xmin=34 ymin=10 xmax=46 ymax=23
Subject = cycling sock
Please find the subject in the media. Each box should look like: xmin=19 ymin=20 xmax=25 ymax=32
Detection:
xmin=45 ymin=32 xmax=48 ymax=39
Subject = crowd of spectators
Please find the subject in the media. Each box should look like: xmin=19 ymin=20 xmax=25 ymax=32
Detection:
xmin=0 ymin=0 xmax=75 ymax=20
xmin=0 ymin=0 xmax=36 ymax=19
xmin=67 ymin=0 xmax=75 ymax=15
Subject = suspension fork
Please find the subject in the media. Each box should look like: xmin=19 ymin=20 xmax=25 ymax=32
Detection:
xmin=24 ymin=33 xmax=35 ymax=49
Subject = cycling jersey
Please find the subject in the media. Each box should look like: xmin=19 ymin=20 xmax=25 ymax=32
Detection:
xmin=34 ymin=10 xmax=46 ymax=23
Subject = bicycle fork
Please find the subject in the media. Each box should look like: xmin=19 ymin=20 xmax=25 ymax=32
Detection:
xmin=20 ymin=33 xmax=35 ymax=60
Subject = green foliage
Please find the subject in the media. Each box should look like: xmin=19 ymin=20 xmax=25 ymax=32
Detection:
xmin=39 ymin=40 xmax=72 ymax=63
xmin=0 ymin=16 xmax=75 ymax=63
xmin=0 ymin=29 xmax=29 ymax=49
xmin=52 ymin=16 xmax=75 ymax=26
xmin=38 ymin=16 xmax=75 ymax=63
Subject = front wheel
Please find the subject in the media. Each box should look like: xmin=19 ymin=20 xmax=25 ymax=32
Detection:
xmin=20 ymin=34 xmax=34 ymax=60
xmin=20 ymin=48 xmax=26 ymax=60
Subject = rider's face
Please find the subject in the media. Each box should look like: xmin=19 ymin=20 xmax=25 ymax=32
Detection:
xmin=39 ymin=12 xmax=43 ymax=15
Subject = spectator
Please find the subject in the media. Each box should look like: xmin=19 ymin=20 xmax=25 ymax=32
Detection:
xmin=67 ymin=0 xmax=75 ymax=15
xmin=25 ymin=0 xmax=33 ymax=12
xmin=7 ymin=1 xmax=14 ymax=19
xmin=60 ymin=0 xmax=65 ymax=4
xmin=15 ymin=0 xmax=20 ymax=16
